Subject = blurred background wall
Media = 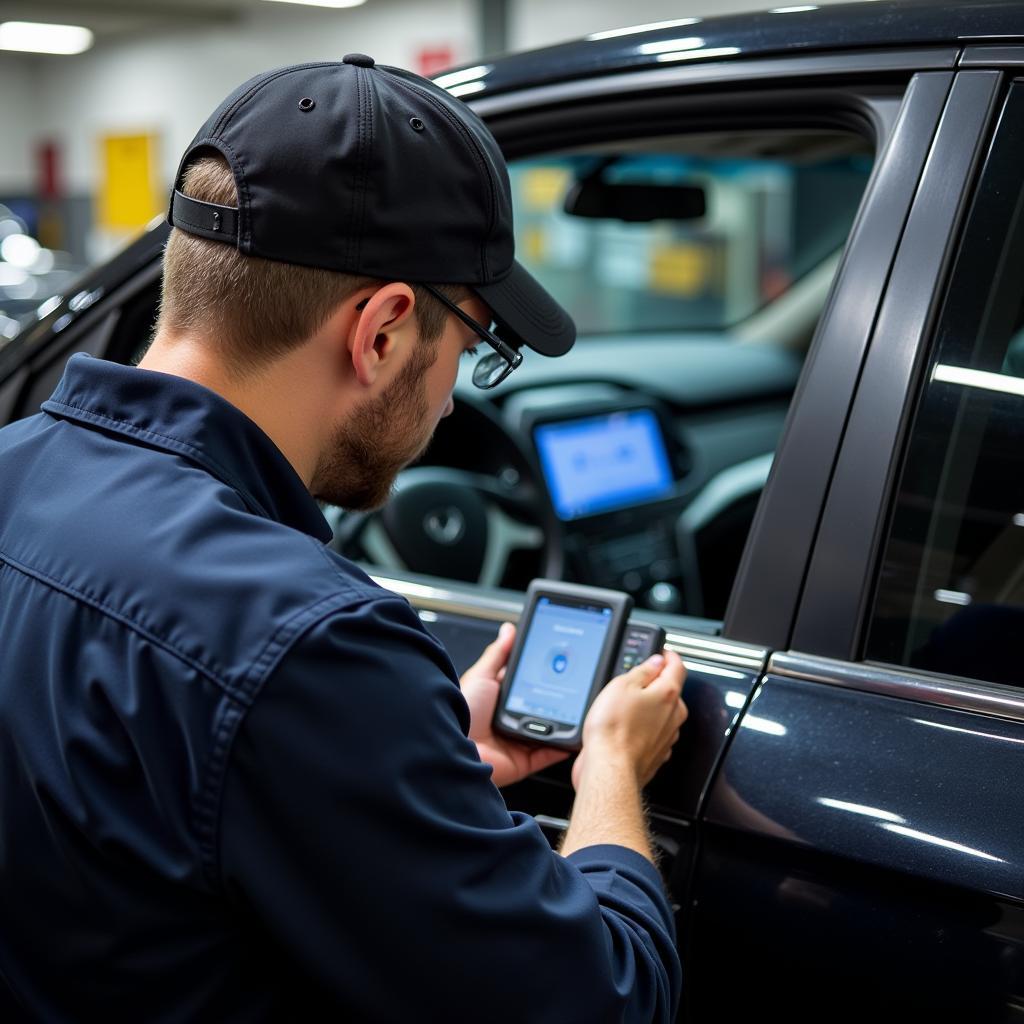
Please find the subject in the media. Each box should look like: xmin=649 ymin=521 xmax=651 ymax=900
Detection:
xmin=0 ymin=0 xmax=865 ymax=325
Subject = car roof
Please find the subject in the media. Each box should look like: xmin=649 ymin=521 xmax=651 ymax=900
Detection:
xmin=437 ymin=0 xmax=1024 ymax=99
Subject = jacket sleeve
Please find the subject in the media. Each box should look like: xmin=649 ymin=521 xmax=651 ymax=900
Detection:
xmin=217 ymin=594 xmax=681 ymax=1023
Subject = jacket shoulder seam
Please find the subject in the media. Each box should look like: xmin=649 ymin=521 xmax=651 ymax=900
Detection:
xmin=0 ymin=548 xmax=242 ymax=699
xmin=196 ymin=584 xmax=388 ymax=887
xmin=41 ymin=399 xmax=272 ymax=521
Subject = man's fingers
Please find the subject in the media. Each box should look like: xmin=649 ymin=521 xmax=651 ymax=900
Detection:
xmin=464 ymin=622 xmax=515 ymax=679
xmin=646 ymin=651 xmax=685 ymax=698
xmin=622 ymin=653 xmax=665 ymax=688
xmin=530 ymin=746 xmax=570 ymax=773
xmin=674 ymin=698 xmax=688 ymax=728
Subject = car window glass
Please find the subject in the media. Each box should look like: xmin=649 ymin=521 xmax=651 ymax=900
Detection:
xmin=509 ymin=135 xmax=872 ymax=336
xmin=328 ymin=128 xmax=876 ymax=623
xmin=866 ymin=84 xmax=1024 ymax=687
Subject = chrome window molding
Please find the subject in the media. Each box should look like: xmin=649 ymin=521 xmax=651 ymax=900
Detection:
xmin=959 ymin=44 xmax=1024 ymax=66
xmin=771 ymin=650 xmax=1024 ymax=725
xmin=372 ymin=572 xmax=766 ymax=671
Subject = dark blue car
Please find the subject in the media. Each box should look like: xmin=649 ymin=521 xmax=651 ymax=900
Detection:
xmin=2 ymin=1 xmax=1023 ymax=1016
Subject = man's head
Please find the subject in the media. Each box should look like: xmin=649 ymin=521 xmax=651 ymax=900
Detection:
xmin=158 ymin=153 xmax=469 ymax=379
xmin=149 ymin=55 xmax=575 ymax=510
xmin=152 ymin=152 xmax=488 ymax=510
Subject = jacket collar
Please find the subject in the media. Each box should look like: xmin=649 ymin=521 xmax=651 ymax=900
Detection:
xmin=42 ymin=353 xmax=333 ymax=543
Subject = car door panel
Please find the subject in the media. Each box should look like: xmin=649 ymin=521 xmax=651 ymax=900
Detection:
xmin=686 ymin=819 xmax=1024 ymax=1021
xmin=705 ymin=670 xmax=1024 ymax=898
xmin=689 ymin=665 xmax=1024 ymax=1018
xmin=688 ymin=69 xmax=1024 ymax=1021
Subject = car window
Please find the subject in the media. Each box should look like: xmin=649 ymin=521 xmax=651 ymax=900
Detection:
xmin=330 ymin=127 xmax=878 ymax=623
xmin=509 ymin=136 xmax=872 ymax=337
xmin=866 ymin=84 xmax=1024 ymax=687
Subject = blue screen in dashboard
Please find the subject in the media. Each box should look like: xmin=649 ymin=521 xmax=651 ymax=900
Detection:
xmin=534 ymin=409 xmax=674 ymax=520
xmin=505 ymin=598 xmax=613 ymax=726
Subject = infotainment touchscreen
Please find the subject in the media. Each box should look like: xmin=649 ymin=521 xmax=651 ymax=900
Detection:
xmin=534 ymin=409 xmax=673 ymax=520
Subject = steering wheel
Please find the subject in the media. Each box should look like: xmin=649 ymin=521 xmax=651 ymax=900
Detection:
xmin=329 ymin=394 xmax=563 ymax=587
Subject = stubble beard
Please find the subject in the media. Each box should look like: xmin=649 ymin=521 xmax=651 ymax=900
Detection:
xmin=310 ymin=341 xmax=440 ymax=511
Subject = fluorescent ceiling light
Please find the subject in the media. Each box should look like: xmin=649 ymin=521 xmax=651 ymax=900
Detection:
xmin=433 ymin=65 xmax=491 ymax=89
xmin=912 ymin=718 xmax=1024 ymax=746
xmin=262 ymin=0 xmax=367 ymax=7
xmin=1 ymin=234 xmax=41 ymax=268
xmin=882 ymin=823 xmax=1004 ymax=862
xmin=587 ymin=18 xmax=701 ymax=42
xmin=0 ymin=21 xmax=93 ymax=55
xmin=933 ymin=362 xmax=1024 ymax=398
xmin=638 ymin=37 xmax=705 ymax=55
xmin=28 ymin=249 xmax=55 ymax=275
xmin=817 ymin=798 xmax=905 ymax=823
xmin=656 ymin=47 xmax=741 ymax=63
xmin=0 ymin=264 xmax=29 ymax=288
xmin=447 ymin=81 xmax=486 ymax=98
xmin=739 ymin=715 xmax=786 ymax=736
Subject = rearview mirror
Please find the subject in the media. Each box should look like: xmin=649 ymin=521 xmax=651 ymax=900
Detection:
xmin=563 ymin=178 xmax=706 ymax=222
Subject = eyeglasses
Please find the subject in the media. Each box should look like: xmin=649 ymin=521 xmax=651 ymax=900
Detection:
xmin=420 ymin=283 xmax=523 ymax=389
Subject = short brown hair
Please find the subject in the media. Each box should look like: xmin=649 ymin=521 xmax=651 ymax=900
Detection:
xmin=157 ymin=153 xmax=468 ymax=374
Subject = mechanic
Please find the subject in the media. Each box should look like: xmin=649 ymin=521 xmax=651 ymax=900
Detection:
xmin=0 ymin=57 xmax=687 ymax=1022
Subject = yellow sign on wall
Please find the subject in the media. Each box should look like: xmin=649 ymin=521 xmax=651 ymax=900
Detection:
xmin=98 ymin=133 xmax=161 ymax=231
xmin=650 ymin=242 xmax=709 ymax=296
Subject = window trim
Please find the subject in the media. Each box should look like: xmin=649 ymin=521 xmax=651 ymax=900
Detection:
xmin=790 ymin=69 xmax=1006 ymax=660
xmin=769 ymin=650 xmax=1024 ymax=727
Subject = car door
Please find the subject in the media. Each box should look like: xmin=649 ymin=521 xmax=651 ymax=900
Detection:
xmin=691 ymin=63 xmax=1024 ymax=1021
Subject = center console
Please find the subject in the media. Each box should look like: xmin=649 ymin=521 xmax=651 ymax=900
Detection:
xmin=505 ymin=388 xmax=699 ymax=612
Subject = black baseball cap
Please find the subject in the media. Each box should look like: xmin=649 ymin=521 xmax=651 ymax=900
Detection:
xmin=168 ymin=54 xmax=575 ymax=358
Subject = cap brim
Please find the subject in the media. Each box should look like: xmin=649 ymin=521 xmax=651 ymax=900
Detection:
xmin=474 ymin=260 xmax=576 ymax=357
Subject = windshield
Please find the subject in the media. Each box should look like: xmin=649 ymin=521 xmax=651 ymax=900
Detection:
xmin=510 ymin=140 xmax=872 ymax=336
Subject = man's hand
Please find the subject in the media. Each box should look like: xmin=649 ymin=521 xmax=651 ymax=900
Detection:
xmin=561 ymin=651 xmax=687 ymax=861
xmin=571 ymin=650 xmax=687 ymax=791
xmin=460 ymin=622 xmax=569 ymax=787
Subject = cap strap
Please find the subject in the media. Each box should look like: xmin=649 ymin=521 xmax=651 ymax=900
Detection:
xmin=169 ymin=190 xmax=240 ymax=244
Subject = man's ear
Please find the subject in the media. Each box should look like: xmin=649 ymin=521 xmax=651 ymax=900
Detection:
xmin=347 ymin=282 xmax=417 ymax=387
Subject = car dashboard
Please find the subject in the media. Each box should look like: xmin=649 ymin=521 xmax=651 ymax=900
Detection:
xmin=415 ymin=332 xmax=801 ymax=621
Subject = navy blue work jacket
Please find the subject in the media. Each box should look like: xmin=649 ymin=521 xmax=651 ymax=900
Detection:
xmin=0 ymin=354 xmax=680 ymax=1022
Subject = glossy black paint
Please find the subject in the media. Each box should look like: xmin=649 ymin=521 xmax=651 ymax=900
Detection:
xmin=450 ymin=1 xmax=1024 ymax=100
xmin=691 ymin=672 xmax=1024 ymax=1019
xmin=706 ymin=675 xmax=1024 ymax=898
xmin=686 ymin=824 xmax=1024 ymax=1021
